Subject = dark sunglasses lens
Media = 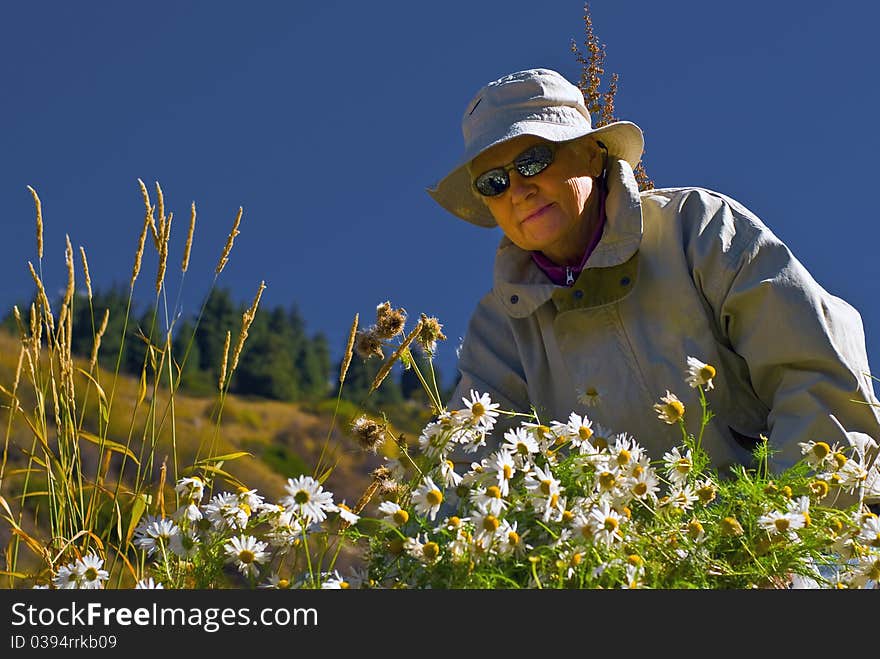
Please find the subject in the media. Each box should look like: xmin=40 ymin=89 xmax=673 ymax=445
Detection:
xmin=515 ymin=144 xmax=554 ymax=177
xmin=474 ymin=170 xmax=509 ymax=196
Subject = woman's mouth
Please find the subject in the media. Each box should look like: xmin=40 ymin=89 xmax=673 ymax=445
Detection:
xmin=522 ymin=203 xmax=553 ymax=223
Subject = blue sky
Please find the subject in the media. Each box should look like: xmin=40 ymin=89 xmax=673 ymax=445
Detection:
xmin=2 ymin=1 xmax=879 ymax=392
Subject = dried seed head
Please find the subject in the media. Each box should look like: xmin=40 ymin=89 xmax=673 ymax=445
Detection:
xmin=339 ymin=313 xmax=359 ymax=384
xmin=351 ymin=415 xmax=387 ymax=453
xmin=417 ymin=313 xmax=446 ymax=354
xmin=27 ymin=185 xmax=43 ymax=260
xmin=182 ymin=201 xmax=196 ymax=273
xmin=374 ymin=301 xmax=406 ymax=340
xmin=355 ymin=328 xmax=384 ymax=360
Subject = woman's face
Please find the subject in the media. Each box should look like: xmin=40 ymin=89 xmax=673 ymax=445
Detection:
xmin=470 ymin=135 xmax=601 ymax=265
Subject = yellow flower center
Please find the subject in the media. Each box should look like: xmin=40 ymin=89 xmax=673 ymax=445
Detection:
xmin=471 ymin=402 xmax=485 ymax=417
xmin=721 ymin=517 xmax=743 ymax=536
xmin=812 ymin=442 xmax=831 ymax=460
xmin=482 ymin=515 xmax=500 ymax=532
xmin=780 ymin=486 xmax=792 ymax=499
xmin=426 ymin=489 xmax=443 ymax=506
xmin=833 ymin=452 xmax=848 ymax=469
xmin=627 ymin=554 xmax=643 ymax=566
xmin=604 ymin=517 xmax=618 ymax=532
xmin=486 ymin=485 xmax=502 ymax=499
xmin=239 ymin=549 xmax=255 ymax=564
xmin=423 ymin=542 xmax=440 ymax=560
xmin=666 ymin=401 xmax=685 ymax=420
xmin=277 ymin=578 xmax=290 ymax=588
xmin=675 ymin=458 xmax=692 ymax=474
xmin=594 ymin=437 xmax=608 ymax=451
xmin=578 ymin=426 xmax=593 ymax=441
xmin=84 ymin=567 xmax=99 ymax=581
xmin=294 ymin=489 xmax=310 ymax=505
xmin=570 ymin=552 xmax=583 ymax=567
xmin=392 ymin=509 xmax=409 ymax=525
xmin=632 ymin=482 xmax=648 ymax=497
xmin=699 ymin=365 xmax=715 ymax=381
xmin=697 ymin=485 xmax=716 ymax=504
xmin=507 ymin=531 xmax=520 ymax=546
xmin=616 ymin=449 xmax=631 ymax=466
xmin=774 ymin=518 xmax=791 ymax=533
xmin=562 ymin=509 xmax=575 ymax=524
xmin=687 ymin=520 xmax=704 ymax=539
xmin=540 ymin=479 xmax=553 ymax=496
xmin=503 ymin=464 xmax=513 ymax=480
xmin=810 ymin=480 xmax=829 ymax=498
xmin=598 ymin=471 xmax=617 ymax=490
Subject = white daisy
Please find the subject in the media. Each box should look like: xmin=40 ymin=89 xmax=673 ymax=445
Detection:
xmin=685 ymin=356 xmax=716 ymax=390
xmin=470 ymin=508 xmax=503 ymax=547
xmin=174 ymin=476 xmax=205 ymax=503
xmin=224 ymin=534 xmax=270 ymax=578
xmin=169 ymin=527 xmax=201 ymax=558
xmin=461 ymin=389 xmax=500 ymax=429
xmin=438 ymin=458 xmax=463 ymax=489
xmin=321 ymin=570 xmax=351 ymax=589
xmin=469 ymin=484 xmax=509 ymax=516
xmin=500 ymin=426 xmax=540 ymax=469
xmin=204 ymin=491 xmax=250 ymax=531
xmin=589 ymin=502 xmax=626 ymax=548
xmin=52 ymin=562 xmax=82 ymax=589
xmin=411 ymin=476 xmax=444 ymax=521
xmin=662 ymin=446 xmax=694 ymax=486
xmin=261 ymin=573 xmax=292 ymax=589
xmin=486 ymin=449 xmax=516 ymax=496
xmin=281 ymin=475 xmax=336 ymax=524
xmin=335 ymin=500 xmax=360 ymax=525
xmin=377 ymin=500 xmax=410 ymax=527
xmin=404 ymin=534 xmax=441 ymax=564
xmin=654 ymin=390 xmax=685 ymax=425
xmin=496 ymin=519 xmax=530 ymax=557
xmin=76 ymin=553 xmax=109 ymax=589
xmin=757 ymin=509 xmax=805 ymax=541
xmin=577 ymin=385 xmax=601 ymax=407
xmin=134 ymin=515 xmax=180 ymax=556
xmin=135 ymin=577 xmax=164 ymax=589
xmin=857 ymin=514 xmax=880 ymax=547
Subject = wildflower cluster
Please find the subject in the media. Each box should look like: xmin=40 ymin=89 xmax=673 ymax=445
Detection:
xmin=359 ymin=357 xmax=880 ymax=589
xmin=40 ymin=474 xmax=368 ymax=589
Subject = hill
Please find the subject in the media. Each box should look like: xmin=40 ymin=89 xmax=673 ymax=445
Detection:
xmin=0 ymin=327 xmax=431 ymax=577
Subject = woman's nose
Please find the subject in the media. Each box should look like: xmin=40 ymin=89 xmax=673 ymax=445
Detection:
xmin=507 ymin=171 xmax=537 ymax=202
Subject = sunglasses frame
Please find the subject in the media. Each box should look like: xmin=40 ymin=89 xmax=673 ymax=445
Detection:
xmin=472 ymin=142 xmax=557 ymax=197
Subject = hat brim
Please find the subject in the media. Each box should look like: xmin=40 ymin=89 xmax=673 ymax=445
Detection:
xmin=427 ymin=120 xmax=644 ymax=228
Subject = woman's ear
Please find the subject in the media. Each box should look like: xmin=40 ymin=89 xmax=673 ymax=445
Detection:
xmin=570 ymin=138 xmax=604 ymax=177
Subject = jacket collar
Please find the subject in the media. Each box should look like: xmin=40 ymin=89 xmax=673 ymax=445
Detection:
xmin=493 ymin=156 xmax=644 ymax=318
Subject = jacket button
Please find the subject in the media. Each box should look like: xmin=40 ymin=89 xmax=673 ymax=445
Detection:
xmin=620 ymin=276 xmax=631 ymax=287
xmin=573 ymin=289 xmax=583 ymax=299
xmin=510 ymin=295 xmax=519 ymax=304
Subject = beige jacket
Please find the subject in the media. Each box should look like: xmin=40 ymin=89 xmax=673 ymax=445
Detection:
xmin=450 ymin=156 xmax=880 ymax=480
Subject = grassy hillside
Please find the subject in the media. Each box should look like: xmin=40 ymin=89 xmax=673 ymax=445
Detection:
xmin=0 ymin=326 xmax=430 ymax=578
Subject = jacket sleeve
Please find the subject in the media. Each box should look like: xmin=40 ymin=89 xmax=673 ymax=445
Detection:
xmin=448 ymin=291 xmax=531 ymax=434
xmin=688 ymin=191 xmax=880 ymax=485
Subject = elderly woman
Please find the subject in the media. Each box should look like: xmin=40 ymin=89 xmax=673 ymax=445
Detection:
xmin=428 ymin=67 xmax=880 ymax=490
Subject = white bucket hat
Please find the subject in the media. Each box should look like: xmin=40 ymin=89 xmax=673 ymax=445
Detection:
xmin=427 ymin=68 xmax=644 ymax=227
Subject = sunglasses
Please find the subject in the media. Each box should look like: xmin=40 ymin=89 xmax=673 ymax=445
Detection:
xmin=472 ymin=143 xmax=556 ymax=197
